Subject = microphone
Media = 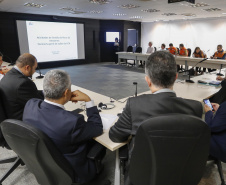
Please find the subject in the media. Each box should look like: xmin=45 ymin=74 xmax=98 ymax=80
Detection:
xmin=198 ymin=58 xmax=208 ymax=64
xmin=185 ymin=58 xmax=208 ymax=83
xmin=36 ymin=65 xmax=44 ymax=79
xmin=133 ymin=82 xmax=138 ymax=97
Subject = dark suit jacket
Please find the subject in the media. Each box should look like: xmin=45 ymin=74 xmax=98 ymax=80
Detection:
xmin=210 ymin=79 xmax=226 ymax=105
xmin=109 ymin=92 xmax=203 ymax=156
xmin=23 ymin=99 xmax=103 ymax=184
xmin=205 ymin=101 xmax=226 ymax=162
xmin=0 ymin=68 xmax=44 ymax=120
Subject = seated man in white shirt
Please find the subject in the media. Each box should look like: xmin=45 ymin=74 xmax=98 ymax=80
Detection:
xmin=146 ymin=41 xmax=155 ymax=54
xmin=23 ymin=69 xmax=105 ymax=184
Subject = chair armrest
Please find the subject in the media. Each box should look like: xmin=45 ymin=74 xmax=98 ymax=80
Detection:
xmin=119 ymin=145 xmax=128 ymax=160
xmin=87 ymin=142 xmax=106 ymax=174
xmin=87 ymin=142 xmax=106 ymax=160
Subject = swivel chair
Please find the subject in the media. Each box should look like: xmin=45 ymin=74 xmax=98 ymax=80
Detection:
xmin=0 ymin=93 xmax=22 ymax=185
xmin=187 ymin=48 xmax=192 ymax=57
xmin=120 ymin=114 xmax=210 ymax=185
xmin=1 ymin=119 xmax=106 ymax=185
xmin=128 ymin=47 xmax=142 ymax=67
xmin=208 ymin=156 xmax=225 ymax=185
xmin=120 ymin=46 xmax=133 ymax=65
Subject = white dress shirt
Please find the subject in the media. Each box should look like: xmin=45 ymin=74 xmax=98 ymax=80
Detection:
xmin=44 ymin=99 xmax=95 ymax=109
xmin=147 ymin=46 xmax=154 ymax=54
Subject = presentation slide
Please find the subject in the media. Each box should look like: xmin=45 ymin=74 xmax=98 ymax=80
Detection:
xmin=106 ymin=32 xmax=120 ymax=42
xmin=17 ymin=20 xmax=85 ymax=62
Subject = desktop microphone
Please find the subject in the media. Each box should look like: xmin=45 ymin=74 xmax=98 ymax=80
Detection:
xmin=36 ymin=65 xmax=44 ymax=79
xmin=133 ymin=82 xmax=138 ymax=97
xmin=198 ymin=58 xmax=208 ymax=64
xmin=185 ymin=58 xmax=208 ymax=83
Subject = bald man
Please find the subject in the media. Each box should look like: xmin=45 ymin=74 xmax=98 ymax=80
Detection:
xmin=0 ymin=53 xmax=44 ymax=120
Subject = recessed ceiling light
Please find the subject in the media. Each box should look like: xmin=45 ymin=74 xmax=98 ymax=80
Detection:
xmin=89 ymin=0 xmax=111 ymax=5
xmin=113 ymin=13 xmax=127 ymax=16
xmin=162 ymin=13 xmax=177 ymax=16
xmin=24 ymin=2 xmax=45 ymax=8
xmin=68 ymin=11 xmax=86 ymax=14
xmin=130 ymin=16 xmax=143 ymax=19
xmin=59 ymin=7 xmax=78 ymax=11
xmin=190 ymin=3 xmax=209 ymax=8
xmin=141 ymin=9 xmax=160 ymax=13
xmin=89 ymin=10 xmax=103 ymax=14
xmin=118 ymin=4 xmax=140 ymax=9
xmin=203 ymin=8 xmax=222 ymax=12
xmin=181 ymin=13 xmax=196 ymax=17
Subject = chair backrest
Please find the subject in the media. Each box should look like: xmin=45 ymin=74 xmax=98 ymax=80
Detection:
xmin=0 ymin=89 xmax=7 ymax=146
xmin=187 ymin=48 xmax=192 ymax=57
xmin=127 ymin=46 xmax=133 ymax=52
xmin=135 ymin=47 xmax=142 ymax=53
xmin=154 ymin=47 xmax=157 ymax=52
xmin=129 ymin=114 xmax=210 ymax=185
xmin=1 ymin=119 xmax=75 ymax=185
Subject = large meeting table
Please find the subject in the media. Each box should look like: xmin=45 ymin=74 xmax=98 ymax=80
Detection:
xmin=32 ymin=68 xmax=222 ymax=185
xmin=117 ymin=52 xmax=226 ymax=70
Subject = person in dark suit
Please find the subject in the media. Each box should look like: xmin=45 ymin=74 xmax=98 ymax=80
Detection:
xmin=23 ymin=69 xmax=103 ymax=184
xmin=204 ymin=102 xmax=226 ymax=162
xmin=209 ymin=76 xmax=226 ymax=105
xmin=0 ymin=53 xmax=44 ymax=120
xmin=109 ymin=51 xmax=203 ymax=185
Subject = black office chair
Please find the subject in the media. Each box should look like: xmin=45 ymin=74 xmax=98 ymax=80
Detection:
xmin=128 ymin=47 xmax=142 ymax=67
xmin=187 ymin=48 xmax=192 ymax=57
xmin=121 ymin=114 xmax=210 ymax=185
xmin=120 ymin=46 xmax=133 ymax=65
xmin=127 ymin=46 xmax=133 ymax=52
xmin=0 ymin=93 xmax=22 ymax=185
xmin=1 ymin=119 xmax=106 ymax=185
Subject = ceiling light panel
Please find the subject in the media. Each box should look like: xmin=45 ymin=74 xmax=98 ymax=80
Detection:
xmin=141 ymin=9 xmax=160 ymax=13
xmin=203 ymin=8 xmax=222 ymax=12
xmin=130 ymin=16 xmax=143 ymax=19
xmin=24 ymin=2 xmax=45 ymax=8
xmin=113 ymin=13 xmax=127 ymax=16
xmin=89 ymin=0 xmax=111 ymax=5
xmin=89 ymin=10 xmax=103 ymax=14
xmin=59 ymin=7 xmax=85 ymax=14
xmin=181 ymin=13 xmax=196 ymax=17
xmin=118 ymin=4 xmax=140 ymax=9
xmin=190 ymin=3 xmax=209 ymax=8
xmin=59 ymin=7 xmax=78 ymax=11
xmin=162 ymin=13 xmax=177 ymax=16
xmin=68 ymin=11 xmax=86 ymax=14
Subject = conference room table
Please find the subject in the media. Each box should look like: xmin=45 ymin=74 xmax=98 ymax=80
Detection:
xmin=31 ymin=69 xmax=222 ymax=185
xmin=116 ymin=52 xmax=226 ymax=70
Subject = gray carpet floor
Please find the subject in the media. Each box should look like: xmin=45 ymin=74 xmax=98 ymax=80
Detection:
xmin=41 ymin=63 xmax=149 ymax=100
xmin=1 ymin=147 xmax=226 ymax=185
xmin=0 ymin=63 xmax=224 ymax=185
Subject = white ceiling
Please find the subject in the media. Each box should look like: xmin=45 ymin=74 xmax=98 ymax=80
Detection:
xmin=1 ymin=0 xmax=226 ymax=22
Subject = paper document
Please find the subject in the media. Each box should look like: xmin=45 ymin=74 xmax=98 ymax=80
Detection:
xmin=100 ymin=113 xmax=118 ymax=130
